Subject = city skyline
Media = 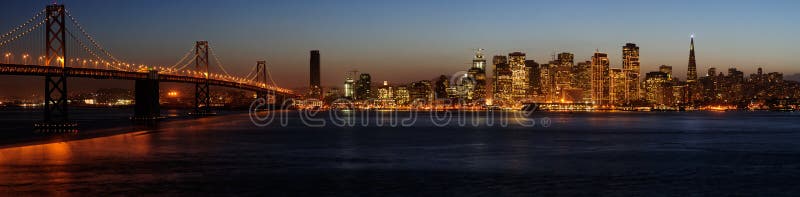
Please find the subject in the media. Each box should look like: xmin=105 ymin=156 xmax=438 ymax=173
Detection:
xmin=1 ymin=0 xmax=799 ymax=96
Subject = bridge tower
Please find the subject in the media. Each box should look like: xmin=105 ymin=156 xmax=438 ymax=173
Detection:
xmin=36 ymin=4 xmax=76 ymax=131
xmin=255 ymin=61 xmax=270 ymax=102
xmin=193 ymin=41 xmax=213 ymax=115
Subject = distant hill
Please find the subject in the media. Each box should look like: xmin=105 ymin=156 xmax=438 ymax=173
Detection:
xmin=787 ymin=73 xmax=800 ymax=82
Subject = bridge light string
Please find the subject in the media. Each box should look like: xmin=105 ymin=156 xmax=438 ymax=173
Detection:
xmin=64 ymin=8 xmax=124 ymax=64
xmin=206 ymin=44 xmax=235 ymax=78
xmin=0 ymin=19 xmax=45 ymax=48
xmin=65 ymin=29 xmax=125 ymax=70
xmin=167 ymin=46 xmax=195 ymax=70
xmin=0 ymin=9 xmax=44 ymax=41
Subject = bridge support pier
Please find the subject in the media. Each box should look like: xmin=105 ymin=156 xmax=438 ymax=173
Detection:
xmin=35 ymin=69 xmax=78 ymax=132
xmin=133 ymin=71 xmax=161 ymax=120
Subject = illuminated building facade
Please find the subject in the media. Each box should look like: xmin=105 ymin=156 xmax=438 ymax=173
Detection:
xmin=643 ymin=71 xmax=670 ymax=106
xmin=525 ymin=60 xmax=540 ymax=97
xmin=591 ymin=52 xmax=610 ymax=106
xmin=393 ymin=86 xmax=410 ymax=105
xmin=574 ymin=61 xmax=592 ymax=103
xmin=343 ymin=71 xmax=356 ymax=99
xmin=609 ymin=68 xmax=626 ymax=106
xmin=622 ymin=43 xmax=640 ymax=103
xmin=408 ymin=80 xmax=433 ymax=104
xmin=377 ymin=81 xmax=393 ymax=99
xmin=508 ymin=52 xmax=529 ymax=102
xmin=492 ymin=55 xmax=513 ymax=104
xmin=469 ymin=49 xmax=487 ymax=102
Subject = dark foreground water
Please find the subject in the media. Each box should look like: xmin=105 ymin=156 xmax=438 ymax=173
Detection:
xmin=1 ymin=110 xmax=800 ymax=196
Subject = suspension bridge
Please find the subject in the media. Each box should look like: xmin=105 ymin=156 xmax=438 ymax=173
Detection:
xmin=0 ymin=4 xmax=295 ymax=131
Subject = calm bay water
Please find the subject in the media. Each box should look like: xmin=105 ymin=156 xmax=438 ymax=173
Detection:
xmin=1 ymin=110 xmax=800 ymax=195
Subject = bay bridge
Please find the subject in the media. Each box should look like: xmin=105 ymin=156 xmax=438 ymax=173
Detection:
xmin=0 ymin=4 xmax=296 ymax=131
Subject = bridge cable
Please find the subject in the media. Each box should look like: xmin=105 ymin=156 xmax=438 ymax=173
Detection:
xmin=168 ymin=47 xmax=195 ymax=70
xmin=64 ymin=8 xmax=124 ymax=64
xmin=0 ymin=9 xmax=44 ymax=41
xmin=206 ymin=44 xmax=235 ymax=78
xmin=0 ymin=19 xmax=45 ymax=48
xmin=66 ymin=29 xmax=126 ymax=70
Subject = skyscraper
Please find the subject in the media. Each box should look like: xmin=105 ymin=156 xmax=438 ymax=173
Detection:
xmin=687 ymin=36 xmax=697 ymax=83
xmin=574 ymin=61 xmax=592 ymax=103
xmin=468 ymin=49 xmax=487 ymax=102
xmin=591 ymin=51 xmax=610 ymax=107
xmin=492 ymin=55 xmax=512 ymax=104
xmin=508 ymin=52 xmax=529 ymax=101
xmin=434 ymin=75 xmax=449 ymax=99
xmin=356 ymin=73 xmax=372 ymax=100
xmin=622 ymin=43 xmax=640 ymax=103
xmin=686 ymin=35 xmax=699 ymax=105
xmin=609 ymin=68 xmax=626 ymax=106
xmin=554 ymin=52 xmax=574 ymax=103
xmin=525 ymin=60 xmax=540 ymax=96
xmin=309 ymin=50 xmax=321 ymax=99
xmin=344 ymin=71 xmax=357 ymax=99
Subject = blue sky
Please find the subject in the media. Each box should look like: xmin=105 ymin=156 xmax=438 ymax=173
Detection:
xmin=1 ymin=0 xmax=799 ymax=89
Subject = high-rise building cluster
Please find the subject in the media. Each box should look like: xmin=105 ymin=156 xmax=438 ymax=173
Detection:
xmin=308 ymin=38 xmax=800 ymax=110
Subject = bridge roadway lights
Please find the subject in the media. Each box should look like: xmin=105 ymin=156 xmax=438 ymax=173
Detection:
xmin=132 ymin=71 xmax=163 ymax=121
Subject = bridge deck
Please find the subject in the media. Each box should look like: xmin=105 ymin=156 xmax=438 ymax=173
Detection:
xmin=0 ymin=64 xmax=293 ymax=95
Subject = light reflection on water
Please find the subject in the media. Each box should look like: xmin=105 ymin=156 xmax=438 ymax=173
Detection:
xmin=0 ymin=111 xmax=799 ymax=195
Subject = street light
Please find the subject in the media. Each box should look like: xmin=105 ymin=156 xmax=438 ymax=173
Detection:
xmin=22 ymin=54 xmax=29 ymax=65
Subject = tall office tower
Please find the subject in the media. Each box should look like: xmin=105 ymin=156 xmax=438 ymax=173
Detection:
xmin=356 ymin=73 xmax=372 ymax=100
xmin=686 ymin=35 xmax=699 ymax=105
xmin=525 ymin=60 xmax=540 ymax=96
xmin=344 ymin=71 xmax=357 ymax=99
xmin=609 ymin=68 xmax=626 ymax=106
xmin=659 ymin=65 xmax=673 ymax=80
xmin=492 ymin=55 xmax=512 ymax=104
xmin=622 ymin=43 xmax=640 ymax=103
xmin=539 ymin=63 xmax=554 ymax=102
xmin=309 ymin=50 xmax=321 ymax=99
xmin=434 ymin=75 xmax=450 ymax=99
xmin=554 ymin=52 xmax=574 ymax=102
xmin=574 ymin=61 xmax=592 ymax=103
xmin=508 ymin=52 xmax=529 ymax=101
xmin=591 ymin=52 xmax=610 ymax=107
xmin=687 ymin=36 xmax=697 ymax=82
xmin=469 ymin=49 xmax=487 ymax=102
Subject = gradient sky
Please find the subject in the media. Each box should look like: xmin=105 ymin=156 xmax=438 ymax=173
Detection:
xmin=1 ymin=0 xmax=799 ymax=97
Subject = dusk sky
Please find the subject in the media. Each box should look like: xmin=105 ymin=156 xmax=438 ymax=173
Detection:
xmin=1 ymin=0 xmax=799 ymax=96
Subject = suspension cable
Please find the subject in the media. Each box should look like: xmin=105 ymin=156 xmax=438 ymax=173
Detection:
xmin=64 ymin=8 xmax=124 ymax=63
xmin=66 ymin=29 xmax=126 ymax=70
xmin=0 ymin=19 xmax=45 ymax=48
xmin=0 ymin=9 xmax=44 ymax=41
xmin=168 ymin=47 xmax=195 ymax=69
xmin=206 ymin=44 xmax=234 ymax=77
xmin=265 ymin=64 xmax=278 ymax=87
